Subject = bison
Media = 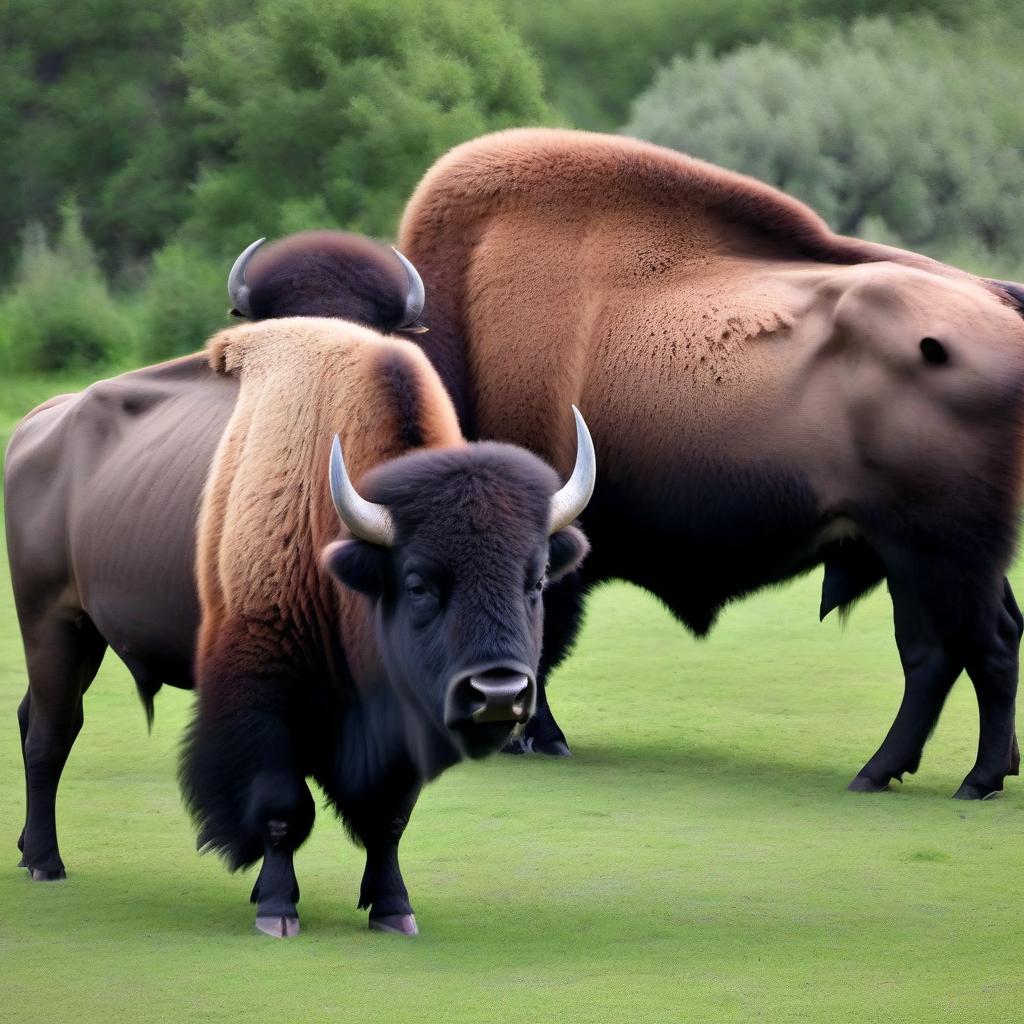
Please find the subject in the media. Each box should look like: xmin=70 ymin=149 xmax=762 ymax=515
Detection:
xmin=4 ymin=241 xmax=594 ymax=937
xmin=396 ymin=128 xmax=1024 ymax=799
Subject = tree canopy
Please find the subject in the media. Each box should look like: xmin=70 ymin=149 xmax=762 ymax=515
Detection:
xmin=623 ymin=16 xmax=1024 ymax=275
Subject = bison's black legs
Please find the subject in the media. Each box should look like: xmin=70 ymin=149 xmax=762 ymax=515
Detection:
xmin=180 ymin=669 xmax=315 ymax=938
xmin=850 ymin=578 xmax=962 ymax=793
xmin=955 ymin=580 xmax=1021 ymax=800
xmin=347 ymin=776 xmax=420 ymax=936
xmin=505 ymin=682 xmax=571 ymax=756
xmin=250 ymin=822 xmax=302 ymax=938
xmin=18 ymin=613 xmax=106 ymax=879
xmin=851 ymin=575 xmax=1021 ymax=799
xmin=503 ymin=571 xmax=583 ymax=757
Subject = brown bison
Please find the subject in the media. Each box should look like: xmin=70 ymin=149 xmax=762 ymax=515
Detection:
xmin=4 ymin=240 xmax=594 ymax=937
xmin=391 ymin=128 xmax=1024 ymax=799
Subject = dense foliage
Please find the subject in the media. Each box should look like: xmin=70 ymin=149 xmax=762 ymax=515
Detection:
xmin=623 ymin=16 xmax=1024 ymax=276
xmin=0 ymin=0 xmax=198 ymax=281
xmin=501 ymin=0 xmax=977 ymax=129
xmin=2 ymin=0 xmax=1021 ymax=372
xmin=0 ymin=205 xmax=135 ymax=373
xmin=180 ymin=0 xmax=549 ymax=255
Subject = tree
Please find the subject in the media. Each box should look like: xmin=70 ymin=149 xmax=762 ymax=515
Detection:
xmin=178 ymin=0 xmax=550 ymax=260
xmin=1 ymin=203 xmax=134 ymax=373
xmin=623 ymin=16 xmax=1024 ymax=276
xmin=0 ymin=0 xmax=200 ymax=280
xmin=501 ymin=0 xmax=978 ymax=130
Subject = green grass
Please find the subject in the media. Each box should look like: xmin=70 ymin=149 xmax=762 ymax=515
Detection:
xmin=2 ymin=376 xmax=1023 ymax=1022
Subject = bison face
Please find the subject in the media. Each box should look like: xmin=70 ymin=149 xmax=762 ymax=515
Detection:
xmin=322 ymin=426 xmax=593 ymax=778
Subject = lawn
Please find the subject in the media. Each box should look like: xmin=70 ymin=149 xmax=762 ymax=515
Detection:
xmin=1 ymin=378 xmax=1022 ymax=1023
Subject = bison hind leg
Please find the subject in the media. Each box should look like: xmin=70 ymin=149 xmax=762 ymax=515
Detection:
xmin=19 ymin=612 xmax=107 ymax=879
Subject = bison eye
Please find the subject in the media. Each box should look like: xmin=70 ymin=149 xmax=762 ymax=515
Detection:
xmin=405 ymin=573 xmax=431 ymax=599
xmin=920 ymin=337 xmax=949 ymax=365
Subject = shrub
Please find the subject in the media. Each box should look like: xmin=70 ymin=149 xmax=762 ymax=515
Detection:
xmin=137 ymin=243 xmax=228 ymax=364
xmin=179 ymin=0 xmax=551 ymax=256
xmin=501 ymin=0 xmax=980 ymax=129
xmin=623 ymin=16 xmax=1024 ymax=276
xmin=1 ymin=204 xmax=134 ymax=373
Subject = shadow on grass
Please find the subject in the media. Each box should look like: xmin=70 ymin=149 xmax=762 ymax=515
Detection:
xmin=545 ymin=737 xmax=976 ymax=803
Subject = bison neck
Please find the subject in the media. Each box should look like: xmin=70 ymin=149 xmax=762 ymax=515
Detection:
xmin=195 ymin=316 xmax=462 ymax=690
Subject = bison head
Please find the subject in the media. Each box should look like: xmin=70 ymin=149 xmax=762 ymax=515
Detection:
xmin=321 ymin=409 xmax=594 ymax=775
xmin=227 ymin=234 xmax=427 ymax=333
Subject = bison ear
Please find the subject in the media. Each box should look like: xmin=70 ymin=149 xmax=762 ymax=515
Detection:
xmin=322 ymin=540 xmax=389 ymax=597
xmin=547 ymin=525 xmax=590 ymax=583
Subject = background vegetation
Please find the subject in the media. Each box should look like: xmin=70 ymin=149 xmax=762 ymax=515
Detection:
xmin=1 ymin=0 xmax=1022 ymax=372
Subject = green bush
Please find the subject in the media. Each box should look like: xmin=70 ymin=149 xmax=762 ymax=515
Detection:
xmin=0 ymin=0 xmax=199 ymax=281
xmin=1 ymin=205 xmax=134 ymax=373
xmin=137 ymin=243 xmax=228 ymax=363
xmin=179 ymin=0 xmax=551 ymax=256
xmin=501 ymin=0 xmax=979 ymax=129
xmin=623 ymin=16 xmax=1024 ymax=276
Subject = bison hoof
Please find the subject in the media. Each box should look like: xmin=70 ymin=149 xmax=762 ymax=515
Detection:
xmin=255 ymin=914 xmax=300 ymax=938
xmin=953 ymin=782 xmax=1002 ymax=801
xmin=847 ymin=775 xmax=890 ymax=793
xmin=369 ymin=913 xmax=418 ymax=936
xmin=28 ymin=866 xmax=67 ymax=881
xmin=501 ymin=735 xmax=572 ymax=757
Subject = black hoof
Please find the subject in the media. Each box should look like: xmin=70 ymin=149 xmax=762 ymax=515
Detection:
xmin=255 ymin=914 xmax=300 ymax=938
xmin=953 ymin=782 xmax=1002 ymax=801
xmin=369 ymin=913 xmax=418 ymax=936
xmin=501 ymin=735 xmax=572 ymax=757
xmin=28 ymin=866 xmax=67 ymax=881
xmin=533 ymin=738 xmax=572 ymax=757
xmin=847 ymin=775 xmax=890 ymax=793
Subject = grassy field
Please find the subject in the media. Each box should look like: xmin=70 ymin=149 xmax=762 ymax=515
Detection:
xmin=2 ymin=378 xmax=1023 ymax=1023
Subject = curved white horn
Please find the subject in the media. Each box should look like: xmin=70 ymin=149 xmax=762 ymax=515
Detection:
xmin=392 ymin=247 xmax=426 ymax=329
xmin=329 ymin=435 xmax=396 ymax=547
xmin=227 ymin=237 xmax=266 ymax=318
xmin=548 ymin=406 xmax=596 ymax=535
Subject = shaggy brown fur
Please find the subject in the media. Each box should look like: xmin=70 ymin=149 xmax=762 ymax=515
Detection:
xmin=397 ymin=127 xmax=1024 ymax=795
xmin=196 ymin=316 xmax=462 ymax=691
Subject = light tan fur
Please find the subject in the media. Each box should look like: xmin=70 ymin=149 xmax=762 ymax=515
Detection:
xmin=400 ymin=128 xmax=1024 ymax=520
xmin=196 ymin=317 xmax=463 ymax=686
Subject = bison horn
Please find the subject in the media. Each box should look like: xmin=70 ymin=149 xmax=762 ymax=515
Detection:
xmin=548 ymin=406 xmax=596 ymax=535
xmin=392 ymin=247 xmax=427 ymax=332
xmin=329 ymin=434 xmax=396 ymax=547
xmin=227 ymin=237 xmax=266 ymax=318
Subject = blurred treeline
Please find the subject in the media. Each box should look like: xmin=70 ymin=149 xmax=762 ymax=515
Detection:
xmin=1 ymin=0 xmax=1020 ymax=374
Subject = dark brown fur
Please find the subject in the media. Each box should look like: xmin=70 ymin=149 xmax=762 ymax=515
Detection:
xmin=390 ymin=128 xmax=1024 ymax=795
xmin=243 ymin=231 xmax=411 ymax=330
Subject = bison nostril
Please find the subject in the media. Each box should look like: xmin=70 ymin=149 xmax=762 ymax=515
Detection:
xmin=468 ymin=675 xmax=530 ymax=723
xmin=446 ymin=667 xmax=537 ymax=727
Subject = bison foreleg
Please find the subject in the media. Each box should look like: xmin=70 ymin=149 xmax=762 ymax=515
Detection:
xmin=503 ymin=682 xmax=571 ymax=757
xmin=251 ymin=820 xmax=301 ymax=939
xmin=849 ymin=577 xmax=961 ymax=793
xmin=346 ymin=778 xmax=420 ymax=936
xmin=502 ymin=572 xmax=583 ymax=757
